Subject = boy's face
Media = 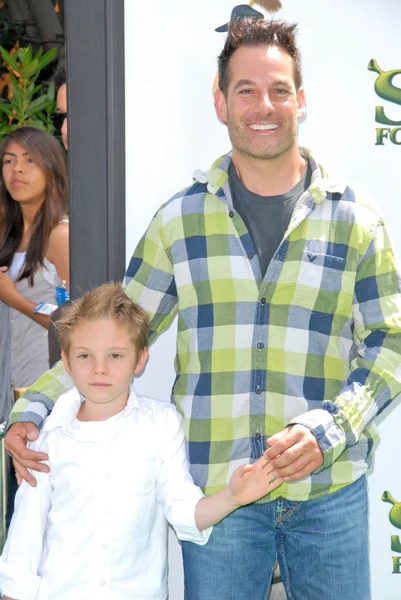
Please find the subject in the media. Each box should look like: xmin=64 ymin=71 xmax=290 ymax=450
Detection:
xmin=62 ymin=318 xmax=147 ymax=412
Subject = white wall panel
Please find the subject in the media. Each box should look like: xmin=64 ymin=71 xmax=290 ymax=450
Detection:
xmin=125 ymin=2 xmax=401 ymax=597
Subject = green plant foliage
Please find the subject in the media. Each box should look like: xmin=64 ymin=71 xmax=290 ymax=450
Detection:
xmin=0 ymin=45 xmax=58 ymax=139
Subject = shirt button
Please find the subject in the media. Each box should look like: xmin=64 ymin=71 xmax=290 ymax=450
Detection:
xmin=100 ymin=581 xmax=106 ymax=587
xmin=257 ymin=342 xmax=264 ymax=349
xmin=229 ymin=210 xmax=234 ymax=218
xmin=102 ymin=543 xmax=108 ymax=549
xmin=255 ymin=385 xmax=262 ymax=394
xmin=247 ymin=252 xmax=254 ymax=260
xmin=255 ymin=432 xmax=261 ymax=440
xmin=105 ymin=472 xmax=111 ymax=478
xmin=260 ymin=297 xmax=266 ymax=304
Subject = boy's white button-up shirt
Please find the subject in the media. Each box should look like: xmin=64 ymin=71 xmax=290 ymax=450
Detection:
xmin=0 ymin=386 xmax=211 ymax=600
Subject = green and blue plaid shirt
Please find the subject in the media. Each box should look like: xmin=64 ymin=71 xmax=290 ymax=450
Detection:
xmin=11 ymin=149 xmax=401 ymax=501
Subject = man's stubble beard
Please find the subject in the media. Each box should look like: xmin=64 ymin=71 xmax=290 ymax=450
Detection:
xmin=227 ymin=114 xmax=297 ymax=161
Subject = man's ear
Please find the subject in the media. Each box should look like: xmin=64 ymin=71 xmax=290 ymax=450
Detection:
xmin=133 ymin=347 xmax=149 ymax=375
xmin=214 ymin=87 xmax=228 ymax=125
xmin=296 ymin=86 xmax=306 ymax=120
xmin=61 ymin=350 xmax=72 ymax=376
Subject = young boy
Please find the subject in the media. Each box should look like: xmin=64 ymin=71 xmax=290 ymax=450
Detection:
xmin=0 ymin=283 xmax=282 ymax=600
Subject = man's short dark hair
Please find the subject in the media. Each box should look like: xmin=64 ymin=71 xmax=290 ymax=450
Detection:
xmin=218 ymin=19 xmax=302 ymax=96
xmin=54 ymin=65 xmax=67 ymax=90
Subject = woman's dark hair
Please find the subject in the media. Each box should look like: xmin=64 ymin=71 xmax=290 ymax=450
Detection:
xmin=0 ymin=126 xmax=68 ymax=285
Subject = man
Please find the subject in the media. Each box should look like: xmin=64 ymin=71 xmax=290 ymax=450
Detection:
xmin=51 ymin=66 xmax=68 ymax=149
xmin=5 ymin=16 xmax=401 ymax=600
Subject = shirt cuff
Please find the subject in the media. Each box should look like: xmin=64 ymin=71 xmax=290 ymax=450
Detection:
xmin=171 ymin=493 xmax=212 ymax=546
xmin=0 ymin=558 xmax=41 ymax=600
xmin=289 ymin=408 xmax=346 ymax=470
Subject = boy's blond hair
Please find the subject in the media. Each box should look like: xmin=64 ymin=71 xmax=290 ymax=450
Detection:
xmin=56 ymin=282 xmax=149 ymax=357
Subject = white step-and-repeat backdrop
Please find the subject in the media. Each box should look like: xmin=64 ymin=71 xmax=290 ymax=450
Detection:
xmin=125 ymin=1 xmax=401 ymax=598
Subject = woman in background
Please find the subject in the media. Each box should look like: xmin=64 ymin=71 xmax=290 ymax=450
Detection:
xmin=0 ymin=126 xmax=68 ymax=522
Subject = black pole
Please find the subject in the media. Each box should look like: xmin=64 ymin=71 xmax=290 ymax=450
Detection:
xmin=64 ymin=0 xmax=126 ymax=299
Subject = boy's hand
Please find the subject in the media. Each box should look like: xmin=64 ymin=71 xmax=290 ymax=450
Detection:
xmin=4 ymin=422 xmax=49 ymax=487
xmin=228 ymin=454 xmax=282 ymax=508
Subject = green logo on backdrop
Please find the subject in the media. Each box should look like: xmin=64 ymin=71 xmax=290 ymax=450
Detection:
xmin=382 ymin=490 xmax=401 ymax=574
xmin=368 ymin=59 xmax=401 ymax=145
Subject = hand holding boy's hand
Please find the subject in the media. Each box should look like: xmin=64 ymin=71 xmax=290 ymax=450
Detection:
xmin=265 ymin=424 xmax=323 ymax=481
xmin=5 ymin=422 xmax=49 ymax=487
xmin=228 ymin=455 xmax=282 ymax=508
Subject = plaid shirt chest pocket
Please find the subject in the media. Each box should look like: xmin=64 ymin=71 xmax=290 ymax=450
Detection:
xmin=294 ymin=250 xmax=357 ymax=314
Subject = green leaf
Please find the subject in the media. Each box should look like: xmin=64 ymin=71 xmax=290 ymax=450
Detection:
xmin=45 ymin=100 xmax=57 ymax=118
xmin=36 ymin=48 xmax=58 ymax=73
xmin=0 ymin=124 xmax=16 ymax=140
xmin=22 ymin=59 xmax=39 ymax=81
xmin=26 ymin=81 xmax=40 ymax=98
xmin=47 ymin=80 xmax=55 ymax=101
xmin=0 ymin=46 xmax=20 ymax=74
xmin=12 ymin=82 xmax=26 ymax=120
xmin=26 ymin=96 xmax=52 ymax=117
xmin=9 ymin=73 xmax=21 ymax=99
xmin=0 ymin=45 xmax=59 ymax=130
xmin=33 ymin=47 xmax=43 ymax=62
xmin=0 ymin=104 xmax=16 ymax=119
xmin=26 ymin=119 xmax=47 ymax=131
xmin=21 ymin=46 xmax=32 ymax=70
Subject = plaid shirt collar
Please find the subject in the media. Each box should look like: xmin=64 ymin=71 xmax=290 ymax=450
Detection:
xmin=192 ymin=147 xmax=346 ymax=205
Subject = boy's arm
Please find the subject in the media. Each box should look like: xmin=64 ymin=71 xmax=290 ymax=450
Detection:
xmin=194 ymin=457 xmax=282 ymax=531
xmin=0 ymin=442 xmax=51 ymax=600
xmin=156 ymin=405 xmax=211 ymax=544
xmin=156 ymin=405 xmax=282 ymax=541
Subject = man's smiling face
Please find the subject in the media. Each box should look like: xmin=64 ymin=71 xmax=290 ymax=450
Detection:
xmin=215 ymin=45 xmax=305 ymax=161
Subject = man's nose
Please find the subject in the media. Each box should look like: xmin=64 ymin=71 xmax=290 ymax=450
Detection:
xmin=260 ymin=92 xmax=274 ymax=112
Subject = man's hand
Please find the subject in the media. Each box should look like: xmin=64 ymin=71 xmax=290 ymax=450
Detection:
xmin=265 ymin=424 xmax=323 ymax=481
xmin=4 ymin=422 xmax=49 ymax=487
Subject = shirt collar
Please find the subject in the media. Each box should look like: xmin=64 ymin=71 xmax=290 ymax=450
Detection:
xmin=193 ymin=147 xmax=346 ymax=202
xmin=41 ymin=384 xmax=147 ymax=432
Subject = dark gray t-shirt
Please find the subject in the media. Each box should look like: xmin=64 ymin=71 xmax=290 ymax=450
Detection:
xmin=228 ymin=158 xmax=311 ymax=277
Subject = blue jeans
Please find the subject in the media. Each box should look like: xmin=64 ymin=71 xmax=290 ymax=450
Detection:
xmin=182 ymin=476 xmax=369 ymax=600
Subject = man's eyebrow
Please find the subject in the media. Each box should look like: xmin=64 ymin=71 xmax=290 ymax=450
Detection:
xmin=232 ymin=78 xmax=292 ymax=92
xmin=232 ymin=79 xmax=256 ymax=91
xmin=271 ymin=79 xmax=292 ymax=88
